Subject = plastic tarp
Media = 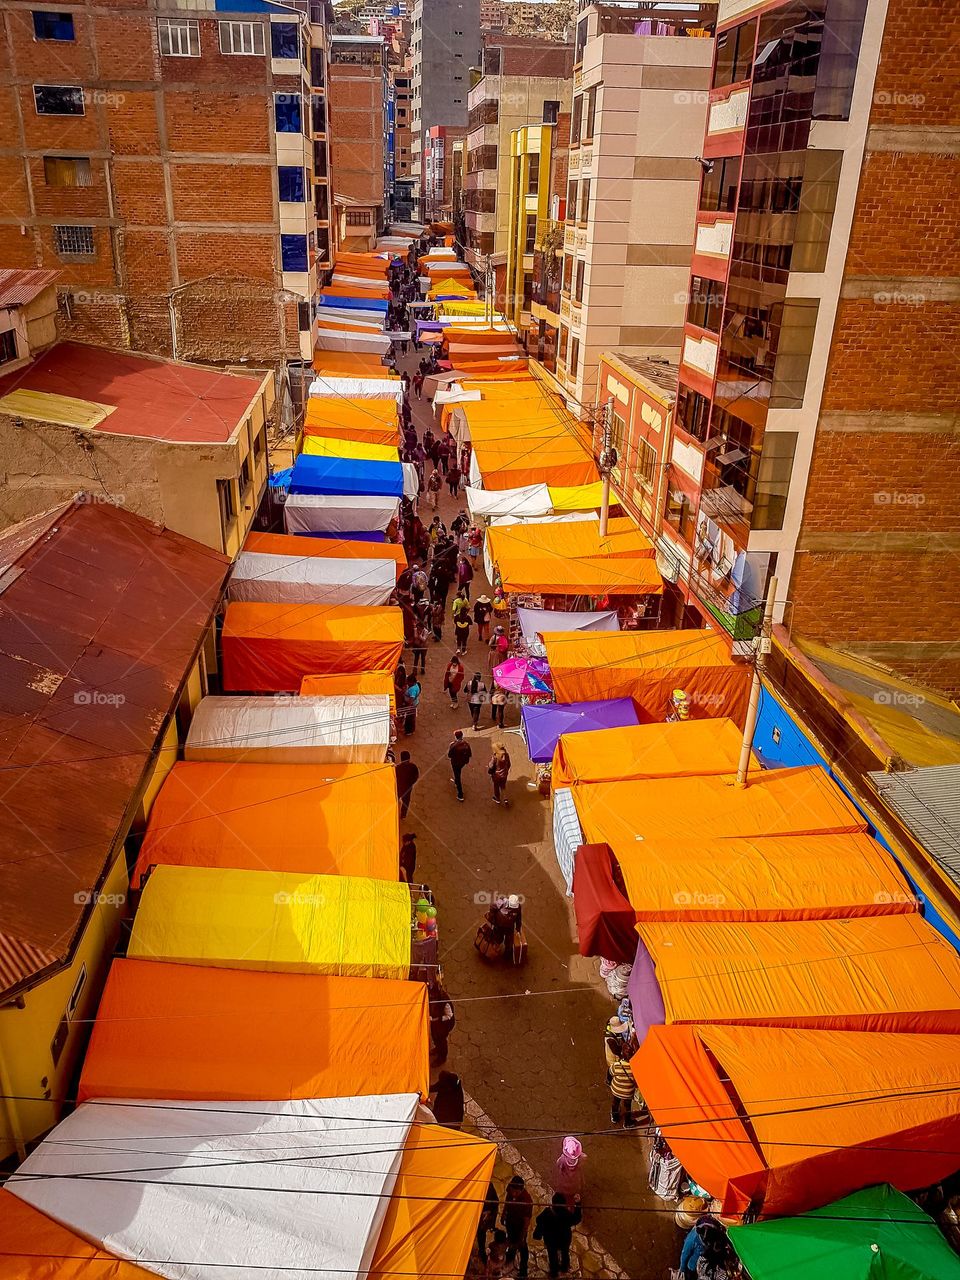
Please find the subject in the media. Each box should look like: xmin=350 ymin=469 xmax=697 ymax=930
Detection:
xmin=309 ymin=375 xmax=401 ymax=400
xmin=222 ymin=603 xmax=404 ymax=691
xmin=552 ymin=716 xmax=747 ymax=787
xmin=487 ymin=511 xmax=598 ymax=530
xmin=633 ymin=1022 xmax=960 ymax=1219
xmin=402 ymin=461 xmax=420 ymax=500
xmin=487 ymin=516 xmax=656 ymax=592
xmin=303 ymin=434 xmax=399 ymax=463
xmin=633 ymin=913 xmax=960 ymax=1036
xmin=301 ymin=670 xmax=397 ymax=711
xmin=184 ymin=694 xmax=391 ymax=763
xmin=522 ymin=698 xmax=640 ymax=763
xmin=469 ymin=424 xmax=598 ymax=490
xmin=518 ymin=606 xmax=618 ymax=656
xmin=284 ymin=492 xmax=400 ymax=535
xmin=313 ymin=351 xmax=395 ymax=377
xmin=304 ymin=397 xmax=400 ymax=446
xmin=245 ymin=530 xmax=406 ymax=573
xmin=572 ymin=843 xmax=638 ymax=963
xmin=468 ymin=483 xmax=552 ymax=519
xmin=229 ymin=551 xmax=395 ymax=606
xmin=78 ymin=960 xmax=430 ymax=1101
xmin=727 ymin=1184 xmax=960 ymax=1280
xmin=7 ymin=1095 xmax=419 ymax=1280
xmin=289 ymin=454 xmax=404 ymax=499
xmin=572 ymin=765 xmax=868 ymax=850
xmin=133 ymin=761 xmax=398 ymax=886
xmin=542 ymin=628 xmax=751 ymax=722
xmin=0 ymin=1193 xmax=156 ymax=1280
xmin=553 ymin=786 xmax=585 ymax=892
xmin=315 ymin=329 xmax=391 ymax=354
xmin=130 ymin=866 xmax=413 ymax=980
xmin=318 ymin=292 xmax=390 ymax=311
xmin=550 ymin=482 xmax=605 ymax=510
xmin=614 ymin=831 xmax=915 ymax=925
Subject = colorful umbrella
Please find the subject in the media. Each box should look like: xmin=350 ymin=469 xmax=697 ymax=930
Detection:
xmin=493 ymin=656 xmax=552 ymax=696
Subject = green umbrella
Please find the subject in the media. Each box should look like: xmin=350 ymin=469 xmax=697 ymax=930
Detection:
xmin=728 ymin=1184 xmax=960 ymax=1280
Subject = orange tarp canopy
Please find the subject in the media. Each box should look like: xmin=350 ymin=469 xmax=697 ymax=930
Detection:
xmin=133 ymin=760 xmax=398 ymax=887
xmin=79 ymin=959 xmax=430 ymax=1102
xmin=487 ymin=517 xmax=661 ymax=597
xmin=542 ymin=628 xmax=751 ymax=722
xmin=469 ymin=416 xmax=598 ymax=490
xmin=304 ymin=397 xmax=400 ymax=445
xmin=615 ymin=831 xmax=917 ymax=923
xmin=634 ymin=1022 xmax=960 ymax=1218
xmin=0 ymin=1194 xmax=155 ymax=1280
xmin=370 ymin=1126 xmax=497 ymax=1280
xmin=445 ymin=328 xmax=520 ymax=347
xmin=315 ymin=317 xmax=385 ymax=334
xmin=450 ymin=358 xmax=529 ymax=375
xmin=301 ymin=669 xmax=397 ymax=711
xmin=573 ymin=765 xmax=867 ymax=847
xmin=334 ymin=253 xmax=390 ymax=275
xmin=314 ymin=351 xmax=398 ymax=377
xmin=637 ymin=913 xmax=960 ymax=1034
xmin=553 ymin=716 xmax=747 ymax=787
xmin=222 ymin=602 xmax=405 ymax=691
xmin=245 ymin=529 xmax=407 ymax=573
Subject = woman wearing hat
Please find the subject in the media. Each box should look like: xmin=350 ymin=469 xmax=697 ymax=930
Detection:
xmin=473 ymin=593 xmax=493 ymax=643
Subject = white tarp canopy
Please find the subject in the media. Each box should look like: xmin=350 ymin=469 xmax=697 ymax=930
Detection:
xmin=284 ymin=492 xmax=400 ymax=534
xmin=423 ymin=247 xmax=456 ymax=258
xmin=7 ymin=1094 xmax=419 ymax=1280
xmin=229 ymin=552 xmax=395 ymax=607
xmin=553 ymin=787 xmax=585 ymax=894
xmin=314 ymin=329 xmax=391 ymax=355
xmin=434 ymin=386 xmax=482 ymax=407
xmin=488 ymin=511 xmax=598 ymax=528
xmin=315 ymin=308 xmax=387 ymax=327
xmin=468 ymin=483 xmax=552 ymax=521
xmin=469 ymin=448 xmax=483 ymax=488
xmin=402 ymin=462 xmax=420 ymax=500
xmin=331 ymin=273 xmax=389 ymax=289
xmin=308 ymin=377 xmax=402 ymax=402
xmin=518 ymin=606 xmax=620 ymax=656
xmin=184 ymin=694 xmax=391 ymax=764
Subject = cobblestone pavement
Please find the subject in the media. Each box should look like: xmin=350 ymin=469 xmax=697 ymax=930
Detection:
xmin=397 ymin=348 xmax=681 ymax=1280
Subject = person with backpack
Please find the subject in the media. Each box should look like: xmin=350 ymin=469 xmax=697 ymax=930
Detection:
xmin=473 ymin=593 xmax=493 ymax=642
xmin=453 ymin=591 xmax=472 ymax=654
xmin=489 ymin=625 xmax=509 ymax=671
xmin=426 ymin=466 xmax=443 ymax=511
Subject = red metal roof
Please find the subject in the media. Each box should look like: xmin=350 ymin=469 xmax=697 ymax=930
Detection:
xmin=0 ymin=268 xmax=59 ymax=309
xmin=0 ymin=500 xmax=230 ymax=998
xmin=0 ymin=341 xmax=265 ymax=444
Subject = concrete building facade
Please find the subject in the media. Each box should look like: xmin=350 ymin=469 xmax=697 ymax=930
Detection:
xmin=329 ymin=34 xmax=388 ymax=244
xmin=423 ymin=124 xmax=467 ymax=221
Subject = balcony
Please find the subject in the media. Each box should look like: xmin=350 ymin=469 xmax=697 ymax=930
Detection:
xmin=691 ymin=211 xmax=734 ymax=280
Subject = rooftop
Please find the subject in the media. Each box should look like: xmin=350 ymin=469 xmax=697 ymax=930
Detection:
xmin=0 ymin=268 xmax=60 ymax=310
xmin=605 ymin=351 xmax=679 ymax=401
xmin=0 ymin=342 xmax=265 ymax=445
xmin=0 ymin=500 xmax=229 ymax=999
xmin=868 ymin=765 xmax=960 ymax=896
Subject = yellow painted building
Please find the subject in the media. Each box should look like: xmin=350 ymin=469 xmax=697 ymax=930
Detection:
xmin=504 ymin=123 xmax=556 ymax=342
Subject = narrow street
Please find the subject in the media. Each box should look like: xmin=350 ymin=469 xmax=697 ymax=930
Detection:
xmin=398 ymin=350 xmax=678 ymax=1279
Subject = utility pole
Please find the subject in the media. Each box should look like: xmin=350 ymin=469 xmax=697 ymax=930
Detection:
xmin=484 ymin=255 xmax=494 ymax=328
xmin=735 ymin=573 xmax=778 ymax=787
xmin=598 ymin=397 xmax=616 ymax=537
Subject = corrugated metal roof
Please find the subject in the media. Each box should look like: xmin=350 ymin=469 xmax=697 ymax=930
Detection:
xmin=0 ymin=500 xmax=230 ymax=999
xmin=868 ymin=765 xmax=960 ymax=887
xmin=0 ymin=268 xmax=60 ymax=309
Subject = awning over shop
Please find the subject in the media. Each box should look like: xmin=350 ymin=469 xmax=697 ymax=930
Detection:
xmin=302 ymin=434 xmax=400 ymax=463
xmin=487 ymin=518 xmax=661 ymax=596
xmin=245 ymin=530 xmax=406 ymax=574
xmin=79 ymin=960 xmax=430 ymax=1101
xmin=303 ymin=397 xmax=400 ymax=446
xmin=313 ymin=351 xmax=396 ymax=377
xmin=222 ymin=603 xmax=404 ymax=691
xmin=133 ymin=760 xmax=398 ymax=887
xmin=184 ymin=694 xmax=391 ymax=762
xmin=572 ymin=842 xmax=638 ymax=963
xmin=518 ymin=607 xmax=619 ymax=656
xmin=467 ymin=482 xmax=552 ymax=520
xmin=301 ymin=669 xmax=397 ymax=710
xmin=552 ymin=716 xmax=747 ymax=787
xmin=284 ymin=492 xmax=401 ymax=535
xmin=308 ymin=375 xmax=401 ymax=400
xmin=541 ymin=628 xmax=751 ymax=722
xmin=522 ymin=698 xmax=640 ymax=764
xmin=289 ymin=454 xmax=404 ymax=499
xmin=130 ymin=866 xmax=413 ymax=980
xmin=229 ymin=550 xmax=396 ymax=606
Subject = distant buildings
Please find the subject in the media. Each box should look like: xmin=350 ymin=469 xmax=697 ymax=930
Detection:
xmin=329 ymin=35 xmax=389 ymax=245
xmin=423 ymin=125 xmax=468 ymax=222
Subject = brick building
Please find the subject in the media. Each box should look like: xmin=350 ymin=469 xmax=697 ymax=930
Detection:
xmin=422 ymin=124 xmax=466 ymax=221
xmin=329 ymin=34 xmax=388 ymax=245
xmin=0 ymin=0 xmax=338 ymax=366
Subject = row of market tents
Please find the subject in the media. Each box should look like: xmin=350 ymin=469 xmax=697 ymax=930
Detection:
xmin=1 ymin=276 xmax=501 ymax=1280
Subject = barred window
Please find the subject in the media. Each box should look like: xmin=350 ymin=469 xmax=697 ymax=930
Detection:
xmin=158 ymin=18 xmax=200 ymax=57
xmin=219 ymin=21 xmax=266 ymax=55
xmin=54 ymin=225 xmax=95 ymax=257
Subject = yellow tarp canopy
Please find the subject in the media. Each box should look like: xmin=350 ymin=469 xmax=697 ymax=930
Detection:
xmin=0 ymin=389 xmax=115 ymax=429
xmin=303 ymin=434 xmax=400 ymax=463
xmin=437 ymin=299 xmax=487 ymax=314
xmin=553 ymin=716 xmax=748 ymax=788
xmin=130 ymin=865 xmax=412 ymax=980
xmin=304 ymin=396 xmax=400 ymax=445
xmin=549 ymin=482 xmax=605 ymax=510
xmin=487 ymin=517 xmax=661 ymax=596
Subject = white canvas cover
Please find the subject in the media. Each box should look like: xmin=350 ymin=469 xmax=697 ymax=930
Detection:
xmin=184 ymin=694 xmax=391 ymax=764
xmin=284 ymin=492 xmax=400 ymax=534
xmin=434 ymin=386 xmax=482 ymax=407
xmin=553 ymin=787 xmax=585 ymax=894
xmin=315 ymin=308 xmax=387 ymax=327
xmin=315 ymin=329 xmax=391 ymax=355
xmin=468 ymin=483 xmax=552 ymax=520
xmin=469 ymin=447 xmax=483 ymax=488
xmin=518 ymin=606 xmax=620 ymax=656
xmin=309 ymin=377 xmax=402 ymax=402
xmin=402 ymin=462 xmax=420 ymax=499
xmin=7 ymin=1094 xmax=419 ymax=1280
xmin=331 ymin=273 xmax=389 ymax=289
xmin=229 ymin=552 xmax=395 ymax=606
xmin=487 ymin=511 xmax=598 ymax=528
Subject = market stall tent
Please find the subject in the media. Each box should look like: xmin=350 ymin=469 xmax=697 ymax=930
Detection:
xmin=552 ymin=716 xmax=747 ymax=787
xmin=229 ymin=551 xmax=396 ymax=606
xmin=283 ymin=491 xmax=401 ymax=535
xmin=301 ymin=669 xmax=397 ymax=710
xmin=303 ymin=397 xmax=400 ymax=446
xmin=222 ymin=603 xmax=404 ymax=690
xmin=572 ymin=842 xmax=638 ymax=963
xmin=518 ymin=606 xmax=618 ymax=656
xmin=289 ymin=454 xmax=404 ymax=499
xmin=129 ymin=865 xmax=413 ymax=980
xmin=79 ymin=960 xmax=430 ymax=1101
xmin=522 ymin=698 xmax=640 ymax=764
xmin=302 ymin=434 xmax=400 ymax=463
xmin=184 ymin=694 xmax=391 ymax=763
xmin=245 ymin=529 xmax=407 ymax=575
xmin=133 ymin=760 xmax=399 ymax=886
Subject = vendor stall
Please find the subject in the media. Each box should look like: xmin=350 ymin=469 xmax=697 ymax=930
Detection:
xmin=283 ymin=492 xmax=401 ymax=535
xmin=184 ymin=694 xmax=391 ymax=762
xmin=552 ymin=716 xmax=746 ymax=787
xmin=289 ymin=454 xmax=404 ymax=499
xmin=229 ymin=550 xmax=396 ymax=606
xmin=522 ymin=698 xmax=639 ymax=763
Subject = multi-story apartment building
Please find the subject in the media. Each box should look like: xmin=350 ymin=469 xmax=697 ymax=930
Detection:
xmin=503 ymin=109 xmax=568 ymax=339
xmin=549 ymin=6 xmax=713 ymax=410
xmin=423 ymin=124 xmax=467 ymax=221
xmin=464 ymin=37 xmax=572 ymax=300
xmin=653 ymin=0 xmax=960 ymax=695
xmin=390 ymin=62 xmax=415 ymax=216
xmin=410 ymin=0 xmax=480 ymax=219
xmin=0 ymin=0 xmax=337 ymax=366
xmin=328 ymin=34 xmax=388 ymax=246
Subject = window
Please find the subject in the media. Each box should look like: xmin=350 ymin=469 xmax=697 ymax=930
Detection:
xmin=297 ymin=300 xmax=311 ymax=332
xmin=523 ymin=212 xmax=537 ymax=254
xmin=33 ymin=10 xmax=74 ymax=40
xmin=568 ymin=335 xmax=580 ymax=377
xmin=0 ymin=330 xmax=18 ymax=365
xmin=34 ymin=84 xmax=84 ymax=115
xmin=562 ymin=254 xmax=573 ymax=294
xmin=578 ymin=178 xmax=590 ymax=225
xmin=239 ymin=455 xmax=252 ymax=497
xmin=574 ymin=259 xmax=585 ymax=303
xmin=270 ymin=21 xmax=299 ymax=60
xmin=274 ymin=92 xmax=302 ymax=132
xmin=54 ymin=224 xmax=94 ymax=257
xmin=280 ymin=234 xmax=308 ymax=272
xmin=44 ymin=155 xmax=92 ymax=187
xmin=583 ymin=86 xmax=597 ymax=143
xmin=687 ymin=275 xmax=725 ymax=334
xmin=635 ymin=438 xmax=657 ymax=492
xmin=675 ymin=385 xmax=711 ymax=443
xmin=713 ymin=20 xmax=753 ymax=89
xmin=345 ymin=210 xmax=372 ymax=225
xmin=566 ymin=179 xmax=577 ymax=223
xmin=699 ymin=155 xmax=740 ymax=213
xmin=219 ymin=21 xmax=266 ymax=55
xmin=665 ymin=487 xmax=695 ymax=542
xmin=527 ymin=160 xmax=539 ymax=196
xmin=571 ymin=93 xmax=583 ymax=145
xmin=542 ymin=99 xmax=559 ymax=125
xmin=752 ymin=431 xmax=797 ymax=530
xmin=158 ymin=17 xmax=199 ymax=57
xmin=482 ymin=46 xmax=501 ymax=75
xmin=278 ymin=166 xmax=305 ymax=202
xmin=770 ymin=299 xmax=819 ymax=408
xmin=217 ymin=478 xmax=236 ymax=539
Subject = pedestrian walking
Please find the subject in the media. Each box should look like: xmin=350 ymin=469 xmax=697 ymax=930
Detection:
xmin=476 ymin=1182 xmax=500 ymax=1268
xmin=466 ymin=671 xmax=488 ymax=728
xmin=395 ymin=751 xmax=420 ymax=819
xmin=447 ymin=462 xmax=462 ymax=497
xmin=490 ymin=685 xmax=507 ymax=728
xmin=453 ymin=599 xmax=472 ymax=654
xmin=431 ymin=598 xmax=445 ymax=642
xmin=605 ymin=1031 xmax=644 ymax=1127
xmin=403 ymin=674 xmax=421 ymax=735
xmin=554 ymin=1137 xmax=585 ymax=1206
xmin=428 ymin=977 xmax=456 ymax=1063
xmin=413 ymin=372 xmax=424 ymax=398
xmin=457 ymin=553 xmax=474 ymax=599
xmin=413 ymin=443 xmax=427 ymax=487
xmin=399 ymin=831 xmax=417 ymax=882
xmin=502 ymin=1176 xmax=533 ymax=1279
xmin=411 ymin=562 xmax=428 ymax=601
xmin=533 ymin=1194 xmax=582 ymax=1279
xmin=410 ymin=619 xmax=429 ymax=674
xmin=474 ymin=593 xmax=493 ymax=642
xmin=437 ymin=435 xmax=450 ymax=475
xmin=488 ymin=742 xmax=511 ymax=804
xmin=443 ymin=654 xmax=465 ymax=706
xmin=489 ymin=625 xmax=510 ymax=671
xmin=429 ymin=1069 xmax=464 ymax=1128
xmin=448 ymin=729 xmax=472 ymax=801
xmin=427 ymin=466 xmax=443 ymax=511
xmin=467 ymin=523 xmax=483 ymax=561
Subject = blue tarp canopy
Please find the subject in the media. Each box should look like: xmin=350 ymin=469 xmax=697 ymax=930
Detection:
xmin=288 ymin=454 xmax=404 ymax=498
xmin=317 ymin=294 xmax=389 ymax=313
xmin=521 ymin=698 xmax=641 ymax=763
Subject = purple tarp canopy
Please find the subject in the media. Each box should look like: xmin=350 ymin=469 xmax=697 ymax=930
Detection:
xmin=627 ymin=934 xmax=666 ymax=1043
xmin=521 ymin=697 xmax=640 ymax=764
